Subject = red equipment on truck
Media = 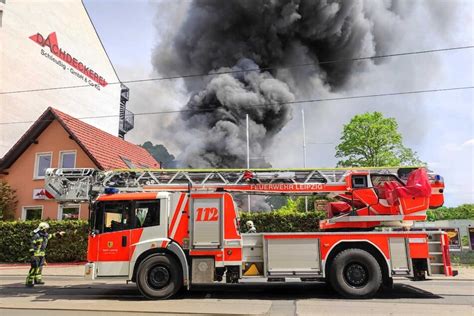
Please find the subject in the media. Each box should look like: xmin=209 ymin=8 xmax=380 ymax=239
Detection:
xmin=45 ymin=167 xmax=454 ymax=299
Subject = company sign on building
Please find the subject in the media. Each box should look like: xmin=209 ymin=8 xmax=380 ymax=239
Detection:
xmin=29 ymin=32 xmax=108 ymax=90
xmin=0 ymin=0 xmax=131 ymax=156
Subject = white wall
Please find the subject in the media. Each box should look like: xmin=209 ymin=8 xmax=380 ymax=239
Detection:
xmin=0 ymin=0 xmax=122 ymax=156
xmin=414 ymin=219 xmax=474 ymax=239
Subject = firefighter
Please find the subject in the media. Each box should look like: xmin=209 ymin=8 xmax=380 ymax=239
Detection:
xmin=246 ymin=220 xmax=257 ymax=233
xmin=25 ymin=222 xmax=65 ymax=287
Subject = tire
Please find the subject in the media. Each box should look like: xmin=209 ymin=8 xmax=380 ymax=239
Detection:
xmin=329 ymin=248 xmax=382 ymax=299
xmin=136 ymin=254 xmax=183 ymax=299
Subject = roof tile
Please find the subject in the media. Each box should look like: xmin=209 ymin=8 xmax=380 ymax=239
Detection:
xmin=50 ymin=108 xmax=159 ymax=170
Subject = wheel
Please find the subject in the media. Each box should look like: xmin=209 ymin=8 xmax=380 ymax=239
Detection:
xmin=329 ymin=248 xmax=382 ymax=299
xmin=412 ymin=270 xmax=426 ymax=281
xmin=412 ymin=259 xmax=427 ymax=281
xmin=136 ymin=254 xmax=183 ymax=299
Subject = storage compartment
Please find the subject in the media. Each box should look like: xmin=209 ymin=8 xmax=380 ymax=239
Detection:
xmin=191 ymin=197 xmax=222 ymax=248
xmin=242 ymin=234 xmax=264 ymax=276
xmin=265 ymin=238 xmax=321 ymax=276
xmin=242 ymin=234 xmax=264 ymax=262
xmin=389 ymin=238 xmax=410 ymax=275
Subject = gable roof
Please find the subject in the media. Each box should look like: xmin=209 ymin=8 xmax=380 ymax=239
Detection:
xmin=0 ymin=107 xmax=159 ymax=170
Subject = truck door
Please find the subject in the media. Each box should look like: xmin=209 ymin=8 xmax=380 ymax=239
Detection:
xmin=95 ymin=201 xmax=132 ymax=277
xmin=190 ymin=194 xmax=222 ymax=249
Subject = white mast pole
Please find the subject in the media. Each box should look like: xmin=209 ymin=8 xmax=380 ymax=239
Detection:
xmin=246 ymin=114 xmax=251 ymax=213
xmin=302 ymin=109 xmax=308 ymax=212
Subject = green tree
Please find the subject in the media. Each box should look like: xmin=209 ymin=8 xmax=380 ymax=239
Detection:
xmin=336 ymin=112 xmax=422 ymax=167
xmin=294 ymin=195 xmax=334 ymax=212
xmin=265 ymin=196 xmax=289 ymax=210
xmin=0 ymin=181 xmax=18 ymax=221
xmin=141 ymin=141 xmax=177 ymax=168
xmin=427 ymin=204 xmax=474 ymax=221
xmin=272 ymin=195 xmax=333 ymax=213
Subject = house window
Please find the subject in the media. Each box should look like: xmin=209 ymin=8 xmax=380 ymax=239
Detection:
xmin=22 ymin=206 xmax=43 ymax=220
xmin=34 ymin=153 xmax=52 ymax=179
xmin=58 ymin=204 xmax=80 ymax=220
xmin=120 ymin=156 xmax=135 ymax=168
xmin=60 ymin=151 xmax=76 ymax=168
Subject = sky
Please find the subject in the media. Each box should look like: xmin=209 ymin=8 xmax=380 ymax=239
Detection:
xmin=83 ymin=0 xmax=474 ymax=206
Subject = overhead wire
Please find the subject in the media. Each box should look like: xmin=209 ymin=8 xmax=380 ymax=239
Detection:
xmin=0 ymin=45 xmax=473 ymax=95
xmin=0 ymin=85 xmax=472 ymax=125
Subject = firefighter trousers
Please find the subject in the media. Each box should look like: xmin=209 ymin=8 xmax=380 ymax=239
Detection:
xmin=26 ymin=256 xmax=45 ymax=285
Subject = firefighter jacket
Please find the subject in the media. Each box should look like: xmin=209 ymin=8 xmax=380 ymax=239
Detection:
xmin=247 ymin=227 xmax=257 ymax=234
xmin=29 ymin=231 xmax=58 ymax=257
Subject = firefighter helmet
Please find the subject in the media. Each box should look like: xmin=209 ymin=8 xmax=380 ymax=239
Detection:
xmin=38 ymin=222 xmax=50 ymax=231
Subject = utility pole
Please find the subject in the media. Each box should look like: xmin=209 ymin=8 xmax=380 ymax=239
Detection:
xmin=246 ymin=114 xmax=251 ymax=213
xmin=302 ymin=109 xmax=308 ymax=212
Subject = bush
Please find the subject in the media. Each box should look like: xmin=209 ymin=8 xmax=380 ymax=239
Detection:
xmin=0 ymin=220 xmax=88 ymax=263
xmin=427 ymin=204 xmax=474 ymax=221
xmin=239 ymin=210 xmax=326 ymax=232
xmin=271 ymin=196 xmax=333 ymax=213
xmin=450 ymin=251 xmax=474 ymax=266
xmin=0 ymin=181 xmax=18 ymax=221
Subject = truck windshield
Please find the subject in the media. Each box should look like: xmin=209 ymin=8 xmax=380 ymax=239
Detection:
xmin=92 ymin=201 xmax=131 ymax=233
xmin=92 ymin=200 xmax=160 ymax=234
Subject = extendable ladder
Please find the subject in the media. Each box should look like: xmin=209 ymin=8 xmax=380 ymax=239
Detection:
xmin=45 ymin=167 xmax=407 ymax=202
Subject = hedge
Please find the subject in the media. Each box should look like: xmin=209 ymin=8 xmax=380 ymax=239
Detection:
xmin=0 ymin=211 xmax=325 ymax=263
xmin=0 ymin=220 xmax=88 ymax=263
xmin=4 ymin=205 xmax=470 ymax=263
xmin=450 ymin=251 xmax=474 ymax=266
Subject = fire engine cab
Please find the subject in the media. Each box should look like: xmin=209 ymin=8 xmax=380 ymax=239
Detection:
xmin=45 ymin=167 xmax=454 ymax=299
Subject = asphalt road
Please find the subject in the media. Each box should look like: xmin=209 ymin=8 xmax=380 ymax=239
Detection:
xmin=0 ymin=272 xmax=473 ymax=315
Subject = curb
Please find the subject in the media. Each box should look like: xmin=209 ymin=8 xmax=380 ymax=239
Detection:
xmin=0 ymin=307 xmax=270 ymax=316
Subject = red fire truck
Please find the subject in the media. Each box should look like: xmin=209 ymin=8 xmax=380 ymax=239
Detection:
xmin=45 ymin=167 xmax=455 ymax=299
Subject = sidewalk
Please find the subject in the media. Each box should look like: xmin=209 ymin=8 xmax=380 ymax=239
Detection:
xmin=447 ymin=265 xmax=474 ymax=279
xmin=0 ymin=262 xmax=86 ymax=267
xmin=0 ymin=265 xmax=273 ymax=316
xmin=1 ymin=264 xmax=472 ymax=316
xmin=0 ymin=262 xmax=86 ymax=276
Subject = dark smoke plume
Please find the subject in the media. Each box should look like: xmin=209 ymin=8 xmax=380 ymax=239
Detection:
xmin=155 ymin=0 xmax=377 ymax=89
xmin=178 ymin=58 xmax=294 ymax=168
xmin=151 ymin=0 xmax=452 ymax=168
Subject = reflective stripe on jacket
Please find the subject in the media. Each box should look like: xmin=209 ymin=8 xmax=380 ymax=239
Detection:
xmin=29 ymin=231 xmax=54 ymax=257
